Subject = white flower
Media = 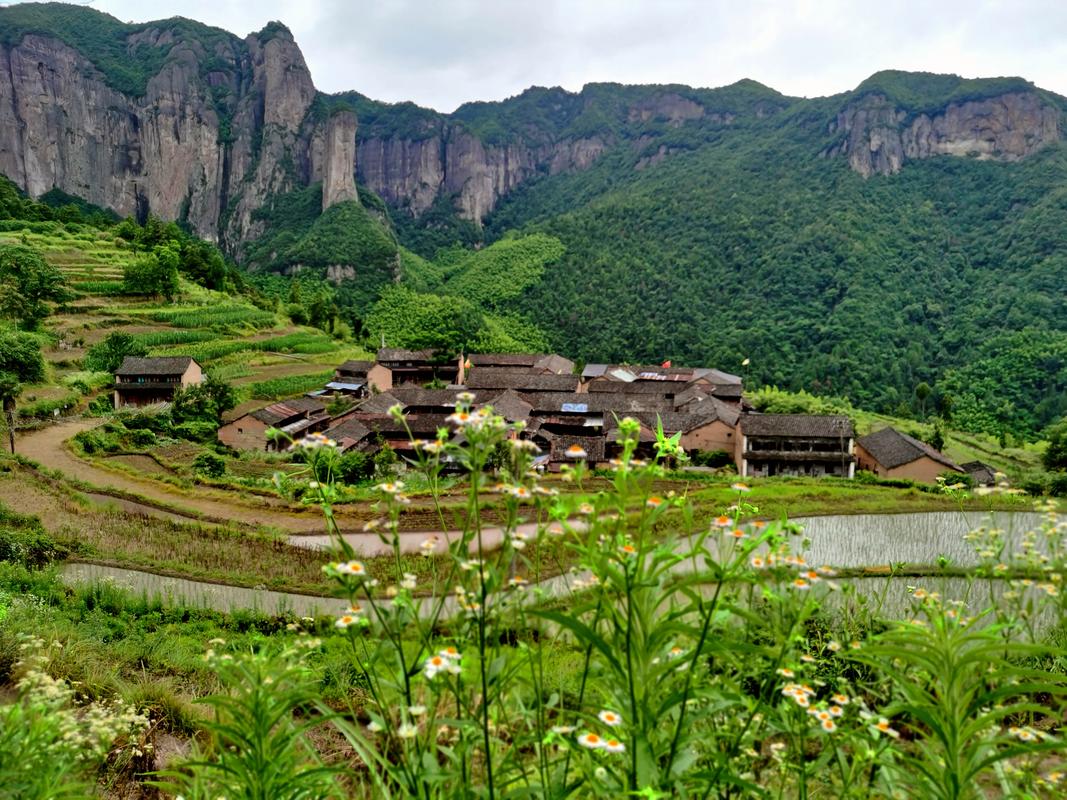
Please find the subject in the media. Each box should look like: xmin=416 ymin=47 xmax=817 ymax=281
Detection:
xmin=408 ymin=705 xmax=427 ymax=716
xmin=578 ymin=732 xmax=605 ymax=749
xmin=401 ymin=573 xmax=417 ymax=590
xmin=598 ymin=710 xmax=623 ymax=726
xmin=398 ymin=722 xmax=417 ymax=739
xmin=603 ymin=738 xmax=626 ymax=753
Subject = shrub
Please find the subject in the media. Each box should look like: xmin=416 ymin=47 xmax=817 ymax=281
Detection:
xmin=192 ymin=452 xmax=226 ymax=478
xmin=173 ymin=421 xmax=218 ymax=443
xmin=0 ymin=524 xmax=64 ymax=568
xmin=336 ymin=451 xmax=373 ymax=485
xmin=690 ymin=449 xmax=733 ymax=468
xmin=1050 ymin=472 xmax=1067 ymax=498
xmin=127 ymin=428 xmax=156 ymax=447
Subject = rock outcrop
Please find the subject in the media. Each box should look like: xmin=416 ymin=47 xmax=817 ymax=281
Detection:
xmin=0 ymin=22 xmax=359 ymax=248
xmin=322 ymin=111 xmax=359 ymax=209
xmin=1 ymin=6 xmax=1062 ymax=250
xmin=829 ymin=92 xmax=1061 ymax=177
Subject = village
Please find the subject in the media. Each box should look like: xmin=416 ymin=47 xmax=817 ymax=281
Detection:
xmin=111 ymin=348 xmax=980 ymax=485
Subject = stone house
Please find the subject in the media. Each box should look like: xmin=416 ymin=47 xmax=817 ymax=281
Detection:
xmin=737 ymin=414 xmax=855 ymax=478
xmin=217 ymin=397 xmax=329 ymax=451
xmin=855 ymin=427 xmax=963 ymax=483
xmin=113 ymin=356 xmax=203 ymax=408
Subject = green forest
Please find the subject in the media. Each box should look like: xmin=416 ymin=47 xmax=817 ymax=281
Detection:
xmin=1 ymin=3 xmax=1065 ymax=441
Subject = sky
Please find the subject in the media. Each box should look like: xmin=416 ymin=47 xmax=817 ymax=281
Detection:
xmin=27 ymin=0 xmax=1067 ymax=112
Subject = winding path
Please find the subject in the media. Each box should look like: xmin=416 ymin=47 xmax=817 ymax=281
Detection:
xmin=16 ymin=418 xmax=528 ymax=554
xmin=18 ymin=419 xmax=326 ymax=532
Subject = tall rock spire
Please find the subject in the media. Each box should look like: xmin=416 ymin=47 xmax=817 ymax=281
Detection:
xmin=322 ymin=110 xmax=359 ymax=209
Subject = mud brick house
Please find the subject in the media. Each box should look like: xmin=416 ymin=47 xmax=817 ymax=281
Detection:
xmin=113 ymin=356 xmax=203 ymax=408
xmin=737 ymin=414 xmax=855 ymax=478
xmin=366 ymin=349 xmax=463 ymax=392
xmin=855 ymin=427 xmax=964 ymax=483
xmin=217 ymin=397 xmax=329 ymax=451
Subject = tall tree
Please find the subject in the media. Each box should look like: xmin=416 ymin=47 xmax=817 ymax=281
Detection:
xmin=0 ymin=331 xmax=46 ymax=453
xmin=0 ymin=244 xmax=68 ymax=329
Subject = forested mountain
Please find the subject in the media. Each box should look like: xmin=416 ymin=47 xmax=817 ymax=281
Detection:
xmin=1 ymin=3 xmax=1065 ymax=437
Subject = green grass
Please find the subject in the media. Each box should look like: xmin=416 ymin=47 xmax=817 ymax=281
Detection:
xmin=244 ymin=371 xmax=334 ymax=401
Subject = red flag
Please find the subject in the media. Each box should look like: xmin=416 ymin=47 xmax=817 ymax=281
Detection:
xmin=662 ymin=360 xmax=671 ymax=368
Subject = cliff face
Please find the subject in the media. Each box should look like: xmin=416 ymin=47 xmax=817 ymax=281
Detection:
xmin=0 ymin=22 xmax=358 ymax=247
xmin=829 ymin=91 xmax=1061 ymax=177
xmin=1 ymin=7 xmax=1064 ymax=251
xmin=356 ymin=129 xmax=607 ymax=220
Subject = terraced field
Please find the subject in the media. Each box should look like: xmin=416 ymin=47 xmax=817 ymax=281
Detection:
xmin=0 ymin=224 xmax=371 ymax=415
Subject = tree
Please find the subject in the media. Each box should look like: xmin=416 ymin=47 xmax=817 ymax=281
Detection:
xmin=123 ymin=250 xmax=179 ymax=300
xmin=171 ymin=376 xmax=237 ymax=425
xmin=914 ymin=381 xmax=931 ymax=419
xmin=1045 ymin=418 xmax=1067 ymax=472
xmin=0 ymin=332 xmax=46 ymax=453
xmin=0 ymin=244 xmax=69 ymax=328
xmin=84 ymin=332 xmax=147 ymax=374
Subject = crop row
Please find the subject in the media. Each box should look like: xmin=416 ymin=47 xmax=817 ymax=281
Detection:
xmin=147 ymin=305 xmax=278 ymax=330
xmin=149 ymin=332 xmax=340 ymax=363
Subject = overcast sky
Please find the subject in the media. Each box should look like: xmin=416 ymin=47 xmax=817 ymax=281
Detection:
xmin=39 ymin=1 xmax=1067 ymax=111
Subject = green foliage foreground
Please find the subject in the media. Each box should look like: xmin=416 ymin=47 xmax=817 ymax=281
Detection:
xmin=4 ymin=402 xmax=1067 ymax=797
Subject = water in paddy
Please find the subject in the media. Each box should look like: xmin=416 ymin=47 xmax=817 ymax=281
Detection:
xmin=61 ymin=562 xmax=341 ymax=618
xmin=61 ymin=512 xmax=1049 ymax=618
xmin=796 ymin=510 xmax=1044 ymax=568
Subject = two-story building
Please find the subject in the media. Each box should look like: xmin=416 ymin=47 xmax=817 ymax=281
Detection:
xmin=113 ymin=356 xmax=203 ymax=408
xmin=737 ymin=413 xmax=855 ymax=478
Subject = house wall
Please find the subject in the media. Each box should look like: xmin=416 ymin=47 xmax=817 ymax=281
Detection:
xmin=886 ymin=456 xmax=958 ymax=483
xmin=367 ymin=365 xmax=393 ymax=392
xmin=681 ymin=420 xmax=735 ymax=455
xmin=217 ymin=415 xmax=270 ymax=451
xmin=854 ymin=445 xmax=958 ymax=483
xmin=114 ymin=389 xmax=175 ymax=408
xmin=180 ymin=361 xmax=204 ymax=388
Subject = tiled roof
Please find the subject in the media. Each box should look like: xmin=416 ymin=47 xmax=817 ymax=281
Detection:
xmin=356 ymin=393 xmax=400 ymax=413
xmin=857 ymin=427 xmax=962 ymax=471
xmin=325 ymin=418 xmax=371 ymax=450
xmin=532 ymin=354 xmax=575 ymax=375
xmin=336 ymin=359 xmax=373 ymax=375
xmin=377 ymin=347 xmax=435 ymax=362
xmin=481 ymin=389 xmax=532 ymax=422
xmin=520 ymin=392 xmax=672 ymax=414
xmin=389 ymin=386 xmax=460 ymax=408
xmin=467 ymin=353 xmax=540 ymax=367
xmin=587 ymin=380 xmax=677 ymax=394
xmin=250 ymin=397 xmax=327 ymax=426
xmin=741 ymin=413 xmax=855 ymax=438
xmin=466 ymin=369 xmax=579 ymax=392
xmin=673 ymin=393 xmax=741 ymax=426
xmin=550 ymin=434 xmax=606 ymax=462
xmin=115 ymin=356 xmax=198 ymax=376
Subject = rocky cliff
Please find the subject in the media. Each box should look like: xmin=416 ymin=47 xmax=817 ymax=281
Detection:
xmin=1 ymin=5 xmax=1064 ymax=254
xmin=0 ymin=14 xmax=357 ymax=248
xmin=827 ymin=91 xmax=1061 ymax=177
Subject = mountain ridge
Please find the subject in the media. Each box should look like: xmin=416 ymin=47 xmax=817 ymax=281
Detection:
xmin=1 ymin=2 xmax=1064 ymax=245
xmin=1 ymin=3 xmax=1065 ymax=437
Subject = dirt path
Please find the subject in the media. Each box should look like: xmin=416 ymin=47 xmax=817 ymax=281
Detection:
xmin=14 ymin=418 xmax=524 ymax=553
xmin=17 ymin=420 xmax=325 ymax=533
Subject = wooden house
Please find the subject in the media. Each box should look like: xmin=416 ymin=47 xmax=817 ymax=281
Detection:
xmin=737 ymin=414 xmax=855 ymax=478
xmin=113 ymin=356 xmax=203 ymax=408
